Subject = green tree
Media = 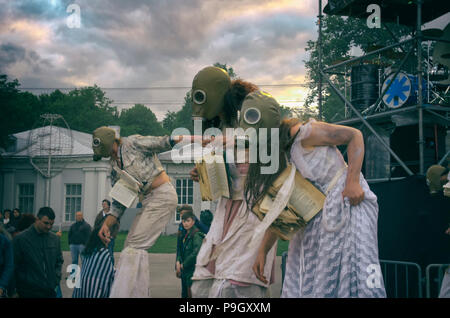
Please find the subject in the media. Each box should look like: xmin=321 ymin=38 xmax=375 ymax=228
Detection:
xmin=119 ymin=104 xmax=166 ymax=137
xmin=0 ymin=75 xmax=43 ymax=149
xmin=162 ymin=110 xmax=177 ymax=133
xmin=38 ymin=85 xmax=119 ymax=133
xmin=213 ymin=62 xmax=237 ymax=79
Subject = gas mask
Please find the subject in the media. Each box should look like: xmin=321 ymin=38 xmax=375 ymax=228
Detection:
xmin=191 ymin=66 xmax=231 ymax=121
xmin=426 ymin=164 xmax=448 ymax=194
xmin=239 ymin=90 xmax=281 ymax=132
xmin=92 ymin=127 xmax=116 ymax=161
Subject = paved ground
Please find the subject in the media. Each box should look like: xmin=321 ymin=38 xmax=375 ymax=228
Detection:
xmin=60 ymin=252 xmax=283 ymax=298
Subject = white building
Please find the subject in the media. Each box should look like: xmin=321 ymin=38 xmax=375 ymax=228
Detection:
xmin=0 ymin=127 xmax=213 ymax=234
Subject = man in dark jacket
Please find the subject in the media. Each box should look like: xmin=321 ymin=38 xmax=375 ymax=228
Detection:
xmin=13 ymin=207 xmax=64 ymax=298
xmin=68 ymin=211 xmax=91 ymax=267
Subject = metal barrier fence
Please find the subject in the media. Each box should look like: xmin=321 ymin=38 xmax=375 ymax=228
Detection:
xmin=379 ymin=259 xmax=422 ymax=298
xmin=426 ymin=264 xmax=450 ymax=298
xmin=280 ymin=254 xmax=448 ymax=298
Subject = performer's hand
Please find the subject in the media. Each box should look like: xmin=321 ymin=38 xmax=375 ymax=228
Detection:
xmin=98 ymin=215 xmax=117 ymax=246
xmin=252 ymin=250 xmax=268 ymax=284
xmin=342 ymin=181 xmax=365 ymax=206
xmin=176 ymin=261 xmax=182 ymax=278
xmin=190 ymin=167 xmax=199 ymax=182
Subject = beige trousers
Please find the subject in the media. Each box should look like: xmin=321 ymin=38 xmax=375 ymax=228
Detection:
xmin=110 ymin=182 xmax=178 ymax=298
xmin=191 ymin=279 xmax=268 ymax=298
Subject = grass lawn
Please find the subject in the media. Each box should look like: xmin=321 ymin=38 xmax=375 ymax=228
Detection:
xmin=58 ymin=231 xmax=289 ymax=256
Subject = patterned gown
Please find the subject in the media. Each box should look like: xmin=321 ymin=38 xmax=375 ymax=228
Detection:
xmin=281 ymin=119 xmax=386 ymax=298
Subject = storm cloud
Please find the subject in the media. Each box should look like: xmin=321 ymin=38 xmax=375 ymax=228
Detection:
xmin=0 ymin=0 xmax=320 ymax=119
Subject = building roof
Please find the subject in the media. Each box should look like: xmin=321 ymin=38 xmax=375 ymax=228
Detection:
xmin=2 ymin=126 xmax=93 ymax=157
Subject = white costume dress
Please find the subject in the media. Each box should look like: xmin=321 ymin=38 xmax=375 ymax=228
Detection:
xmin=191 ymin=163 xmax=277 ymax=298
xmin=282 ymin=119 xmax=386 ymax=298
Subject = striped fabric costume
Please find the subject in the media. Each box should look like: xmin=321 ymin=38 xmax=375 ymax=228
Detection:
xmin=72 ymin=248 xmax=115 ymax=298
xmin=282 ymin=119 xmax=386 ymax=298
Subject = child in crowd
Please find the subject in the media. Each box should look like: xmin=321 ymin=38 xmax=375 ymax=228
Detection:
xmin=176 ymin=211 xmax=204 ymax=298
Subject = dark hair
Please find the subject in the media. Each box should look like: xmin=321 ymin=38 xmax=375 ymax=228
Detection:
xmin=37 ymin=207 xmax=56 ymax=220
xmin=203 ymin=79 xmax=259 ymax=130
xmin=179 ymin=205 xmax=193 ymax=214
xmin=4 ymin=209 xmax=11 ymax=214
xmin=13 ymin=208 xmax=20 ymax=213
xmin=102 ymin=199 xmax=111 ymax=207
xmin=83 ymin=218 xmax=107 ymax=256
xmin=181 ymin=211 xmax=195 ymax=221
xmin=16 ymin=214 xmax=36 ymax=232
xmin=244 ymin=117 xmax=303 ymax=210
xmin=200 ymin=210 xmax=213 ymax=226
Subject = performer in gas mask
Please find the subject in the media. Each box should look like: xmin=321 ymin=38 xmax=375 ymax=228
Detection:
xmin=92 ymin=127 xmax=199 ymax=297
xmin=249 ymin=112 xmax=387 ymax=297
xmin=189 ymin=66 xmax=278 ymax=297
xmin=426 ymin=164 xmax=450 ymax=298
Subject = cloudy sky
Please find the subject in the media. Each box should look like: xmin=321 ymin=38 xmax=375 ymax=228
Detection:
xmin=0 ymin=0 xmax=448 ymax=120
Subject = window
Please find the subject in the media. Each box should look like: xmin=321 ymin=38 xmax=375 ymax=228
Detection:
xmin=65 ymin=184 xmax=82 ymax=222
xmin=175 ymin=179 xmax=193 ymax=222
xmin=176 ymin=179 xmax=193 ymax=205
xmin=18 ymin=184 xmax=34 ymax=214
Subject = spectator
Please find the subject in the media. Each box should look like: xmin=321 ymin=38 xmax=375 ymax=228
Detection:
xmin=11 ymin=213 xmax=36 ymax=238
xmin=9 ymin=208 xmax=21 ymax=230
xmin=68 ymin=211 xmax=92 ymax=269
xmin=176 ymin=211 xmax=204 ymax=298
xmin=200 ymin=210 xmax=213 ymax=230
xmin=175 ymin=205 xmax=208 ymax=277
xmin=426 ymin=164 xmax=450 ymax=298
xmin=94 ymin=199 xmax=119 ymax=258
xmin=0 ymin=225 xmax=13 ymax=298
xmin=13 ymin=207 xmax=64 ymax=298
xmin=72 ymin=218 xmax=115 ymax=298
xmin=3 ymin=209 xmax=11 ymax=228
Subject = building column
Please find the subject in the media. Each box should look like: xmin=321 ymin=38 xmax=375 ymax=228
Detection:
xmin=50 ymin=172 xmax=63 ymax=226
xmin=83 ymin=168 xmax=97 ymax=226
xmin=1 ymin=169 xmax=15 ymax=211
xmin=35 ymin=173 xmax=47 ymax=215
xmin=96 ymin=167 xmax=109 ymax=214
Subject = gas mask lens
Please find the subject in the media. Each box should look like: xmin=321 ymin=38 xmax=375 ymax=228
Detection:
xmin=243 ymin=107 xmax=261 ymax=125
xmin=93 ymin=137 xmax=101 ymax=147
xmin=193 ymin=89 xmax=207 ymax=105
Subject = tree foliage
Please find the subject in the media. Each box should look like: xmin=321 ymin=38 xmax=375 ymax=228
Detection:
xmin=1 ymin=62 xmax=260 ymax=149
